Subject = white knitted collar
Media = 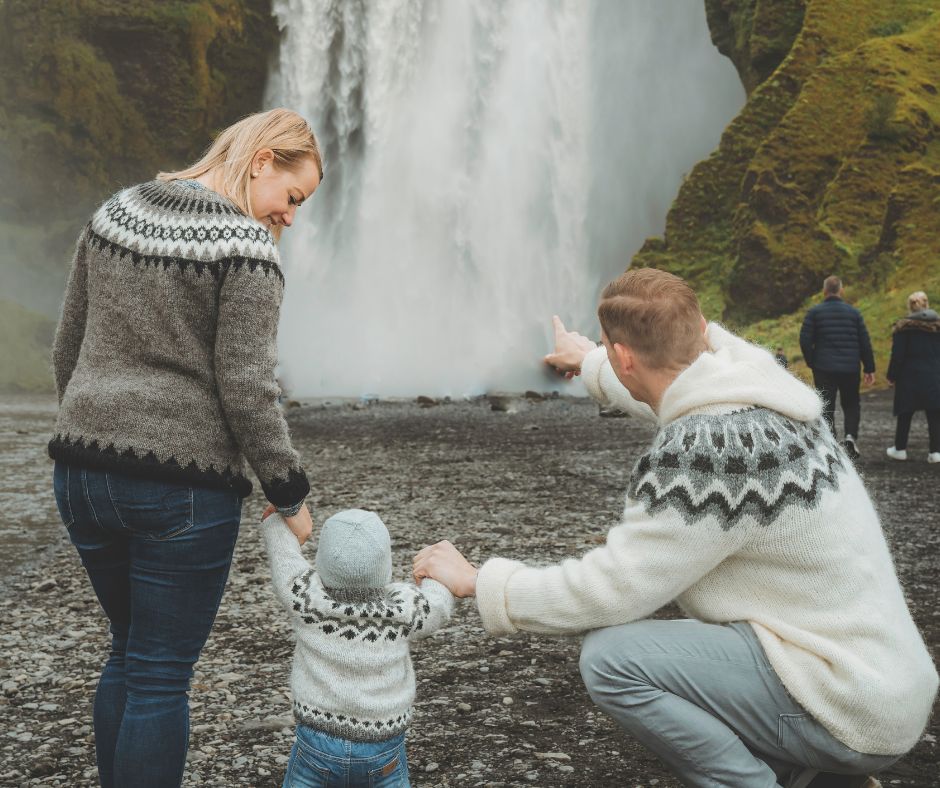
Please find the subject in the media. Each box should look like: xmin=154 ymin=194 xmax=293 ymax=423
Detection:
xmin=657 ymin=323 xmax=822 ymax=426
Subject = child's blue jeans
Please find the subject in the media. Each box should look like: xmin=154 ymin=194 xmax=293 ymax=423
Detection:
xmin=282 ymin=726 xmax=410 ymax=787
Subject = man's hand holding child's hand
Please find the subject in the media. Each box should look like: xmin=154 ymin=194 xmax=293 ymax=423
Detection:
xmin=413 ymin=540 xmax=478 ymax=598
xmin=262 ymin=503 xmax=314 ymax=546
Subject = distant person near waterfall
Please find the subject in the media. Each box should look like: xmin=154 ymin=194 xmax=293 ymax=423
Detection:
xmin=48 ymin=109 xmax=321 ymax=788
xmin=885 ymin=290 xmax=940 ymax=463
xmin=414 ymin=268 xmax=938 ymax=788
xmin=799 ymin=275 xmax=876 ymax=459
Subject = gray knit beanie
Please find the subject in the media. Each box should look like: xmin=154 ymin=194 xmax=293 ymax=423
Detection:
xmin=315 ymin=509 xmax=393 ymax=589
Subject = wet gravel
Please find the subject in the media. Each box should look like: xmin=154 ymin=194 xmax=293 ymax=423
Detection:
xmin=1 ymin=390 xmax=937 ymax=787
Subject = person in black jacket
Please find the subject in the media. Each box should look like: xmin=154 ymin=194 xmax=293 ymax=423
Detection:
xmin=799 ymin=276 xmax=875 ymax=458
xmin=885 ymin=291 xmax=940 ymax=463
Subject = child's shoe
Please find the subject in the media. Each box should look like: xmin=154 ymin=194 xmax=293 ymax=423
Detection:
xmin=885 ymin=446 xmax=907 ymax=461
xmin=928 ymin=452 xmax=940 ymax=464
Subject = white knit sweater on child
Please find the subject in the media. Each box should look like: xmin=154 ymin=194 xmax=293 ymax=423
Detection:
xmin=475 ymin=323 xmax=938 ymax=756
xmin=263 ymin=518 xmax=454 ymax=742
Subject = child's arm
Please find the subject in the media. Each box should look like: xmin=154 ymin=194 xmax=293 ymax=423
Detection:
xmin=409 ymin=579 xmax=455 ymax=641
xmin=261 ymin=514 xmax=313 ymax=611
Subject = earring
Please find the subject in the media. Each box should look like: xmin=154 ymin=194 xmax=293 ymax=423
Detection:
xmin=251 ymin=171 xmax=259 ymax=178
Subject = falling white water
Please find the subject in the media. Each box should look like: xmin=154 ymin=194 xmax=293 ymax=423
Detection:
xmin=267 ymin=0 xmax=744 ymax=398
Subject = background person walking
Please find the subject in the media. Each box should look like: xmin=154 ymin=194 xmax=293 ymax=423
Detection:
xmin=799 ymin=275 xmax=875 ymax=458
xmin=885 ymin=291 xmax=940 ymax=463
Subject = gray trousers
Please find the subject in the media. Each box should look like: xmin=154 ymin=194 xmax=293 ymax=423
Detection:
xmin=579 ymin=619 xmax=900 ymax=788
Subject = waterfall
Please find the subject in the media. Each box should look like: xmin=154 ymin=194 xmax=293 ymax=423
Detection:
xmin=267 ymin=0 xmax=744 ymax=398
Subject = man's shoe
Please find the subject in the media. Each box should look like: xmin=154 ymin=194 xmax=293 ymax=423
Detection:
xmin=789 ymin=770 xmax=882 ymax=788
xmin=843 ymin=435 xmax=860 ymax=459
xmin=886 ymin=446 xmax=908 ymax=461
xmin=810 ymin=775 xmax=881 ymax=788
xmin=928 ymin=452 xmax=940 ymax=463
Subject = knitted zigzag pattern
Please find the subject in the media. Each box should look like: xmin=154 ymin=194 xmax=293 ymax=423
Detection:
xmin=292 ymin=701 xmax=411 ymax=743
xmin=91 ymin=181 xmax=279 ymax=267
xmin=629 ymin=408 xmax=845 ymax=528
xmin=48 ymin=433 xmax=253 ymax=497
xmin=290 ymin=570 xmax=432 ymax=642
xmin=86 ymin=230 xmax=283 ymax=282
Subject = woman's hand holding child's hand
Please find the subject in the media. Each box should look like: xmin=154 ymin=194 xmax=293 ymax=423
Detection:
xmin=263 ymin=503 xmax=314 ymax=546
xmin=413 ymin=540 xmax=478 ymax=597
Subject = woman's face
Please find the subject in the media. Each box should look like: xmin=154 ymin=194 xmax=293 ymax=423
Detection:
xmin=248 ymin=150 xmax=321 ymax=230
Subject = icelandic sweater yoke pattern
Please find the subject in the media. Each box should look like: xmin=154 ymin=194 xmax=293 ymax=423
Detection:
xmin=630 ymin=408 xmax=844 ymax=528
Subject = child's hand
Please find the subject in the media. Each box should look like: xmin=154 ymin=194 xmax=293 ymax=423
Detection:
xmin=413 ymin=540 xmax=479 ymax=598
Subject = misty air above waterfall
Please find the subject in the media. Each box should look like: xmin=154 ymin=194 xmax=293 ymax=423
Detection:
xmin=267 ymin=0 xmax=744 ymax=397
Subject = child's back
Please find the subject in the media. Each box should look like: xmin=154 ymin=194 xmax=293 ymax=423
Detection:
xmin=263 ymin=509 xmax=454 ymax=787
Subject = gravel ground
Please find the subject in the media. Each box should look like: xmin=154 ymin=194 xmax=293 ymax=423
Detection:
xmin=1 ymin=390 xmax=937 ymax=787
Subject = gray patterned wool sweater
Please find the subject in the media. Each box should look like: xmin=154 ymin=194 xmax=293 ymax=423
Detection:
xmin=476 ymin=323 xmax=938 ymax=756
xmin=48 ymin=179 xmax=309 ymax=506
xmin=262 ymin=517 xmax=454 ymax=742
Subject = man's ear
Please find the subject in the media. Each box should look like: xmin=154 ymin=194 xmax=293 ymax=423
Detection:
xmin=612 ymin=342 xmax=634 ymax=377
xmin=700 ymin=314 xmax=707 ymax=333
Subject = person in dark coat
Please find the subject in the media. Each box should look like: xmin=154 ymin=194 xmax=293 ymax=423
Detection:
xmin=885 ymin=291 xmax=940 ymax=463
xmin=799 ymin=276 xmax=875 ymax=458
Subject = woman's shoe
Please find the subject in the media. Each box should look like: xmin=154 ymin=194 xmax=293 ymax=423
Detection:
xmin=928 ymin=452 xmax=940 ymax=463
xmin=886 ymin=446 xmax=907 ymax=460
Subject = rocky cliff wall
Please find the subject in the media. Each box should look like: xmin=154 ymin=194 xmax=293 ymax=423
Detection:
xmin=634 ymin=0 xmax=939 ymax=378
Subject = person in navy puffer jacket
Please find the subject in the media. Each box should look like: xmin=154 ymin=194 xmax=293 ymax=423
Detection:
xmin=800 ymin=276 xmax=875 ymax=458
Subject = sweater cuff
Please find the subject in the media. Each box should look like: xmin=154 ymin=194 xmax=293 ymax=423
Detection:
xmin=261 ymin=467 xmax=310 ymax=508
xmin=475 ymin=557 xmax=525 ymax=635
xmin=580 ymin=345 xmax=609 ymax=404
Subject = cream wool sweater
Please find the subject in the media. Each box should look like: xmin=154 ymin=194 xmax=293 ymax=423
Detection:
xmin=475 ymin=323 xmax=938 ymax=756
xmin=263 ymin=518 xmax=454 ymax=742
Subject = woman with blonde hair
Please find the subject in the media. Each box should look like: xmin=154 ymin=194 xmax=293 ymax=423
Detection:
xmin=49 ymin=108 xmax=322 ymax=788
xmin=886 ymin=290 xmax=940 ymax=463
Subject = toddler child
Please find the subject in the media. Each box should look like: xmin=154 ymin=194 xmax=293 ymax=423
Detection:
xmin=262 ymin=508 xmax=454 ymax=788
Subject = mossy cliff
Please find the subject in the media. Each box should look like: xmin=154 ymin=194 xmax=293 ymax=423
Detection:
xmin=0 ymin=0 xmax=278 ymax=392
xmin=0 ymin=0 xmax=277 ymax=222
xmin=635 ymin=0 xmax=940 ymax=382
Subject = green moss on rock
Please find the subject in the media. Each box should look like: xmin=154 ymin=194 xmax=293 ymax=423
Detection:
xmin=0 ymin=0 xmax=278 ymax=224
xmin=635 ymin=0 xmax=940 ymax=383
xmin=0 ymin=0 xmax=278 ymax=393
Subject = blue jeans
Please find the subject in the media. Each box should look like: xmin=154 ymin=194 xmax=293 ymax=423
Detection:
xmin=580 ymin=619 xmax=901 ymax=787
xmin=53 ymin=462 xmax=241 ymax=788
xmin=282 ymin=726 xmax=410 ymax=788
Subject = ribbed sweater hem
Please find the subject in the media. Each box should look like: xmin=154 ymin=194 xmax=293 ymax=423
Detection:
xmin=292 ymin=702 xmax=411 ymax=743
xmin=48 ymin=435 xmax=253 ymax=498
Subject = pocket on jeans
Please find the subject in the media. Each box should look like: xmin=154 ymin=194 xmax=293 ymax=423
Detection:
xmin=369 ymin=745 xmax=407 ymax=788
xmin=106 ymin=475 xmax=194 ymax=540
xmin=52 ymin=463 xmax=74 ymax=529
xmin=778 ymin=712 xmax=816 ymax=764
xmin=290 ymin=747 xmax=333 ymax=788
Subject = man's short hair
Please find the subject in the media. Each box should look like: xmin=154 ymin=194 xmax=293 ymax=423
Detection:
xmin=823 ymin=275 xmax=842 ymax=295
xmin=598 ymin=268 xmax=705 ymax=369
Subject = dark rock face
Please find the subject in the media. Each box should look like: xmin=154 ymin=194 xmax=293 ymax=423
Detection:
xmin=705 ymin=0 xmax=806 ymax=94
xmin=0 ymin=0 xmax=278 ymax=224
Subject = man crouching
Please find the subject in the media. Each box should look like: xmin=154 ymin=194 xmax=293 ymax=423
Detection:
xmin=413 ymin=268 xmax=938 ymax=788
